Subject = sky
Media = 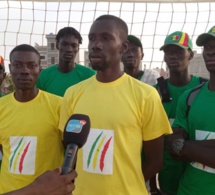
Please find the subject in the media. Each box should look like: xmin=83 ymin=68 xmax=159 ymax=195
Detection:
xmin=0 ymin=1 xmax=215 ymax=72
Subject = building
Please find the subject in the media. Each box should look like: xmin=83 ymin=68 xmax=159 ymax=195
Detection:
xmin=35 ymin=33 xmax=79 ymax=70
xmin=189 ymin=51 xmax=209 ymax=79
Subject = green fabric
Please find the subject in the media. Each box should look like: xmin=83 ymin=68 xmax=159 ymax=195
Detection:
xmin=173 ymin=82 xmax=215 ymax=195
xmin=127 ymin=35 xmax=142 ymax=49
xmin=37 ymin=63 xmax=95 ymax=97
xmin=137 ymin=71 xmax=144 ymax=80
xmin=154 ymin=75 xmax=201 ymax=195
xmin=196 ymin=25 xmax=215 ymax=46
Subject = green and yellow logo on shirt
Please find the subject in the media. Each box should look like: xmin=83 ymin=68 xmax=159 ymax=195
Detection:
xmin=9 ymin=136 xmax=37 ymax=175
xmin=83 ymin=129 xmax=114 ymax=175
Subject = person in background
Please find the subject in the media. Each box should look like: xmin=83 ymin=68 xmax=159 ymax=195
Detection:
xmin=121 ymin=35 xmax=160 ymax=86
xmin=59 ymin=14 xmax=172 ymax=195
xmin=151 ymin=31 xmax=207 ymax=195
xmin=37 ymin=27 xmax=95 ymax=97
xmin=0 ymin=55 xmax=6 ymax=170
xmin=121 ymin=34 xmax=160 ymax=193
xmin=2 ymin=169 xmax=77 ymax=195
xmin=167 ymin=25 xmax=215 ymax=195
xmin=0 ymin=44 xmax=64 ymax=194
xmin=0 ymin=55 xmax=6 ymax=97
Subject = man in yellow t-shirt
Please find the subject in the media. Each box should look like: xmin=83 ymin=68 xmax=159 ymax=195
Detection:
xmin=59 ymin=15 xmax=172 ymax=195
xmin=0 ymin=44 xmax=64 ymax=193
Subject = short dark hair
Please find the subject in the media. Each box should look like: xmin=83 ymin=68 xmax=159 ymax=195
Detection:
xmin=95 ymin=15 xmax=128 ymax=41
xmin=9 ymin=44 xmax=41 ymax=64
xmin=56 ymin=27 xmax=83 ymax=44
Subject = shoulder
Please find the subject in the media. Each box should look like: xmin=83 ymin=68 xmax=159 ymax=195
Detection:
xmin=144 ymin=69 xmax=160 ymax=77
xmin=39 ymin=90 xmax=62 ymax=102
xmin=39 ymin=64 xmax=57 ymax=75
xmin=177 ymin=84 xmax=205 ymax=107
xmin=127 ymin=75 xmax=159 ymax=98
xmin=0 ymin=93 xmax=13 ymax=102
xmin=75 ymin=64 xmax=95 ymax=72
xmin=65 ymin=76 xmax=95 ymax=94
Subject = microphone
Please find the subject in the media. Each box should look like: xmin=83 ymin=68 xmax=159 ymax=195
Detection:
xmin=61 ymin=114 xmax=91 ymax=175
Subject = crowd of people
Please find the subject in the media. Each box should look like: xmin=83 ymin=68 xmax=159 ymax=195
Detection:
xmin=0 ymin=14 xmax=215 ymax=195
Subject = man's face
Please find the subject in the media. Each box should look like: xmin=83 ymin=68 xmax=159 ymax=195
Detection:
xmin=57 ymin=35 xmax=79 ymax=64
xmin=9 ymin=51 xmax=40 ymax=91
xmin=203 ymin=38 xmax=215 ymax=73
xmin=121 ymin=42 xmax=143 ymax=70
xmin=163 ymin=45 xmax=192 ymax=73
xmin=88 ymin=20 xmax=125 ymax=71
xmin=0 ymin=69 xmax=5 ymax=86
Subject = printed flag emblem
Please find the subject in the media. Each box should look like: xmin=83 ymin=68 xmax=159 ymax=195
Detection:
xmin=172 ymin=35 xmax=179 ymax=40
xmin=9 ymin=136 xmax=37 ymax=175
xmin=83 ymin=129 xmax=114 ymax=175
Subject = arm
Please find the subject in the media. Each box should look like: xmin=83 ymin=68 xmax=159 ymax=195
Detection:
xmin=167 ymin=127 xmax=215 ymax=168
xmin=142 ymin=135 xmax=164 ymax=181
xmin=181 ymin=140 xmax=215 ymax=168
xmin=2 ymin=168 xmax=77 ymax=195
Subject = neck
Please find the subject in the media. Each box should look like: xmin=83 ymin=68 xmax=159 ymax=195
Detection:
xmin=96 ymin=68 xmax=123 ymax=83
xmin=57 ymin=61 xmax=75 ymax=73
xmin=208 ymin=72 xmax=215 ymax=91
xmin=14 ymin=87 xmax=39 ymax=102
xmin=124 ymin=68 xmax=142 ymax=79
xmin=169 ymin=70 xmax=191 ymax=86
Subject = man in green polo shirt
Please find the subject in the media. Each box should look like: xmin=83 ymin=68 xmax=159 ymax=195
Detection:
xmin=167 ymin=25 xmax=215 ymax=195
xmin=153 ymin=31 xmax=206 ymax=195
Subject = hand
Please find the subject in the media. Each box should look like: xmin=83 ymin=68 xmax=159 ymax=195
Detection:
xmin=166 ymin=127 xmax=187 ymax=155
xmin=30 ymin=168 xmax=77 ymax=195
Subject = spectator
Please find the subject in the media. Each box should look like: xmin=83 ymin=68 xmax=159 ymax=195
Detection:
xmin=151 ymin=31 xmax=207 ymax=195
xmin=37 ymin=27 xmax=95 ymax=97
xmin=121 ymin=35 xmax=160 ymax=86
xmin=167 ymin=26 xmax=215 ymax=195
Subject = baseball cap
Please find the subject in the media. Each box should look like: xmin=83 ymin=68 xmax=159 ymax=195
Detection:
xmin=196 ymin=26 xmax=215 ymax=46
xmin=0 ymin=56 xmax=5 ymax=71
xmin=160 ymin=31 xmax=193 ymax=51
xmin=127 ymin=35 xmax=143 ymax=49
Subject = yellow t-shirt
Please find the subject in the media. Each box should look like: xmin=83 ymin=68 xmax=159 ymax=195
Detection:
xmin=0 ymin=90 xmax=64 ymax=193
xmin=59 ymin=74 xmax=172 ymax=195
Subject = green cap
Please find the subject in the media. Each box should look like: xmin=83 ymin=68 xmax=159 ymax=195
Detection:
xmin=160 ymin=31 xmax=193 ymax=51
xmin=127 ymin=35 xmax=142 ymax=49
xmin=196 ymin=26 xmax=215 ymax=46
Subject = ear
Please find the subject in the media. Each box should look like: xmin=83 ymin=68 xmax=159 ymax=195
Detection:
xmin=56 ymin=41 xmax=59 ymax=50
xmin=120 ymin=40 xmax=129 ymax=54
xmin=189 ymin=51 xmax=194 ymax=61
xmin=141 ymin=52 xmax=144 ymax=60
xmin=9 ymin=64 xmax=12 ymax=73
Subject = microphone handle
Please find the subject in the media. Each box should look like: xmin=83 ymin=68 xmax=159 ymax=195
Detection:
xmin=61 ymin=143 xmax=78 ymax=175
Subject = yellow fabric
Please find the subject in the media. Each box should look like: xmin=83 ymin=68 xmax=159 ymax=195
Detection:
xmin=59 ymin=74 xmax=172 ymax=195
xmin=0 ymin=90 xmax=64 ymax=193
